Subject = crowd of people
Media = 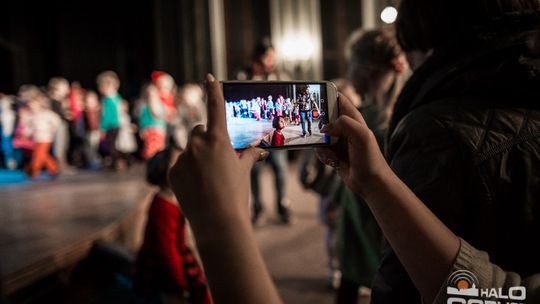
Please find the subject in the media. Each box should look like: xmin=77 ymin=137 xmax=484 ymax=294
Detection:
xmin=0 ymin=71 xmax=206 ymax=179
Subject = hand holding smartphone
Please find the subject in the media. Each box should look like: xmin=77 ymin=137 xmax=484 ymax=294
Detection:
xmin=222 ymin=81 xmax=338 ymax=150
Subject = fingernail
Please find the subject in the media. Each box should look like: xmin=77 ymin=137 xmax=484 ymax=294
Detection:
xmin=259 ymin=151 xmax=269 ymax=161
xmin=321 ymin=123 xmax=332 ymax=133
xmin=320 ymin=125 xmax=328 ymax=133
xmin=325 ymin=158 xmax=339 ymax=168
xmin=206 ymin=73 xmax=215 ymax=83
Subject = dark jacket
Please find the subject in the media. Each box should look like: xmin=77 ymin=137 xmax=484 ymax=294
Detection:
xmin=372 ymin=14 xmax=540 ymax=303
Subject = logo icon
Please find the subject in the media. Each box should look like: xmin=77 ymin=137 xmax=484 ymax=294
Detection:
xmin=446 ymin=270 xmax=479 ymax=296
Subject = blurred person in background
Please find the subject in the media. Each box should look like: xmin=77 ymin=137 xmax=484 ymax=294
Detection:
xmin=67 ymin=82 xmax=86 ymax=167
xmin=97 ymin=70 xmax=124 ymax=170
xmin=1 ymin=94 xmax=17 ymax=170
xmin=151 ymin=71 xmax=177 ymax=123
xmin=47 ymin=77 xmax=72 ymax=173
xmin=134 ymin=147 xmax=211 ymax=304
xmin=83 ymin=90 xmax=102 ymax=169
xmin=139 ymin=83 xmax=167 ymax=160
xmin=20 ymin=86 xmax=61 ymax=179
xmin=332 ymin=27 xmax=410 ymax=304
xmin=11 ymin=96 xmax=33 ymax=170
xmin=171 ymin=84 xmax=206 ymax=150
xmin=115 ymin=100 xmax=137 ymax=167
xmin=236 ymin=37 xmax=293 ymax=224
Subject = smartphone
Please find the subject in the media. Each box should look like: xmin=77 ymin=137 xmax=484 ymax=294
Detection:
xmin=222 ymin=81 xmax=338 ymax=150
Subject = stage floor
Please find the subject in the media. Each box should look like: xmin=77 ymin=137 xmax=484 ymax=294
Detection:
xmin=0 ymin=167 xmax=151 ymax=294
xmin=227 ymin=117 xmax=326 ymax=149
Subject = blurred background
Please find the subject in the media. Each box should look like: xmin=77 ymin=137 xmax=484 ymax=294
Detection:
xmin=0 ymin=0 xmax=399 ymax=96
xmin=0 ymin=1 xmax=401 ymax=303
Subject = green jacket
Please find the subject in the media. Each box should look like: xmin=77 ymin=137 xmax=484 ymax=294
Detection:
xmin=100 ymin=94 xmax=121 ymax=131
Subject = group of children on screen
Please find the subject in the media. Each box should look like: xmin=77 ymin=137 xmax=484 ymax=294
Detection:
xmin=226 ymin=94 xmax=304 ymax=125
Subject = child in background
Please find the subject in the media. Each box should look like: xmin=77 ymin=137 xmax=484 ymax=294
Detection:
xmin=151 ymin=71 xmax=177 ymax=122
xmin=47 ymin=77 xmax=72 ymax=172
xmin=97 ymin=71 xmax=122 ymax=170
xmin=83 ymin=91 xmax=101 ymax=169
xmin=251 ymin=116 xmax=289 ymax=147
xmin=0 ymin=94 xmax=17 ymax=169
xmin=139 ymin=84 xmax=167 ymax=160
xmin=171 ymin=84 xmax=206 ymax=149
xmin=134 ymin=147 xmax=211 ymax=304
xmin=115 ymin=101 xmax=137 ymax=164
xmin=21 ymin=86 xmax=61 ymax=179
xmin=293 ymin=104 xmax=300 ymax=125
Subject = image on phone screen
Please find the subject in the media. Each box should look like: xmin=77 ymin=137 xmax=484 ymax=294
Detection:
xmin=223 ymin=82 xmax=330 ymax=150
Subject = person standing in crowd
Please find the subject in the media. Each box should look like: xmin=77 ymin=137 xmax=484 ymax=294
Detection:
xmin=1 ymin=94 xmax=17 ymax=170
xmin=151 ymin=71 xmax=177 ymax=123
xmin=97 ymin=71 xmax=123 ymax=170
xmin=139 ymin=84 xmax=167 ymax=160
xmin=171 ymin=84 xmax=207 ymax=150
xmin=297 ymin=87 xmax=320 ymax=137
xmin=299 ymin=148 xmax=341 ymax=289
xmin=332 ymin=27 xmax=410 ymax=304
xmin=67 ymin=82 xmax=86 ymax=167
xmin=47 ymin=77 xmax=72 ymax=173
xmin=236 ymin=37 xmax=292 ymax=224
xmin=82 ymin=90 xmax=101 ymax=169
xmin=135 ymin=147 xmax=211 ymax=304
xmin=20 ymin=86 xmax=61 ymax=179
xmin=115 ymin=100 xmax=137 ymax=164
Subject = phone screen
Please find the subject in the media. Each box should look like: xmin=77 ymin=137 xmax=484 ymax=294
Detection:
xmin=223 ymin=82 xmax=331 ymax=150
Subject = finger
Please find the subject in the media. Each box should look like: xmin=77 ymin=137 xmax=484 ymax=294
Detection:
xmin=189 ymin=124 xmax=206 ymax=140
xmin=314 ymin=148 xmax=341 ymax=169
xmin=205 ymin=74 xmax=229 ymax=139
xmin=337 ymin=93 xmax=366 ymax=125
xmin=239 ymin=147 xmax=269 ymax=170
xmin=324 ymin=116 xmax=366 ymax=139
xmin=185 ymin=124 xmax=206 ymax=152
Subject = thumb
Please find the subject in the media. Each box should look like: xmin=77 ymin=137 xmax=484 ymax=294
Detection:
xmin=239 ymin=147 xmax=269 ymax=170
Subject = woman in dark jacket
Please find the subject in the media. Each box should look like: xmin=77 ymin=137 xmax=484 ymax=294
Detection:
xmin=371 ymin=1 xmax=540 ymax=303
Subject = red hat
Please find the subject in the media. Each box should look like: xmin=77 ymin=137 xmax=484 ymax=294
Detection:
xmin=151 ymin=71 xmax=167 ymax=83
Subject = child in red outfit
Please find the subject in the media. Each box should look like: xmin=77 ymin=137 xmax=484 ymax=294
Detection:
xmin=251 ymin=116 xmax=289 ymax=147
xmin=135 ymin=147 xmax=211 ymax=304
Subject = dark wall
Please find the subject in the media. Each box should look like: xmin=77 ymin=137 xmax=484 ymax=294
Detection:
xmin=0 ymin=0 xmax=212 ymax=99
xmin=321 ymin=0 xmax=363 ymax=80
xmin=223 ymin=0 xmax=271 ymax=79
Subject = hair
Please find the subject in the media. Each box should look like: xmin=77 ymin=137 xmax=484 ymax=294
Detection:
xmin=96 ymin=70 xmax=120 ymax=87
xmin=252 ymin=36 xmax=274 ymax=64
xmin=47 ymin=77 xmax=69 ymax=91
xmin=348 ymin=28 xmax=403 ymax=95
xmin=19 ymin=85 xmax=50 ymax=108
xmin=272 ymin=116 xmax=283 ymax=129
xmin=396 ymin=0 xmax=540 ymax=52
xmin=146 ymin=147 xmax=178 ymax=189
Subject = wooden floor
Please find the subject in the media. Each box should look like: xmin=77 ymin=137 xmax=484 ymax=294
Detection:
xmin=0 ymin=167 xmax=152 ymax=295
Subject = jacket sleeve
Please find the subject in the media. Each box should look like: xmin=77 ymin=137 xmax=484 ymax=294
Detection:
xmin=372 ymin=108 xmax=471 ymax=303
xmin=433 ymin=238 xmax=540 ymax=304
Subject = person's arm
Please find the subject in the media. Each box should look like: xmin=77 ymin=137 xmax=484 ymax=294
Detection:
xmin=433 ymin=238 xmax=540 ymax=303
xmin=316 ymin=96 xmax=459 ymax=303
xmin=169 ymin=74 xmax=282 ymax=304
